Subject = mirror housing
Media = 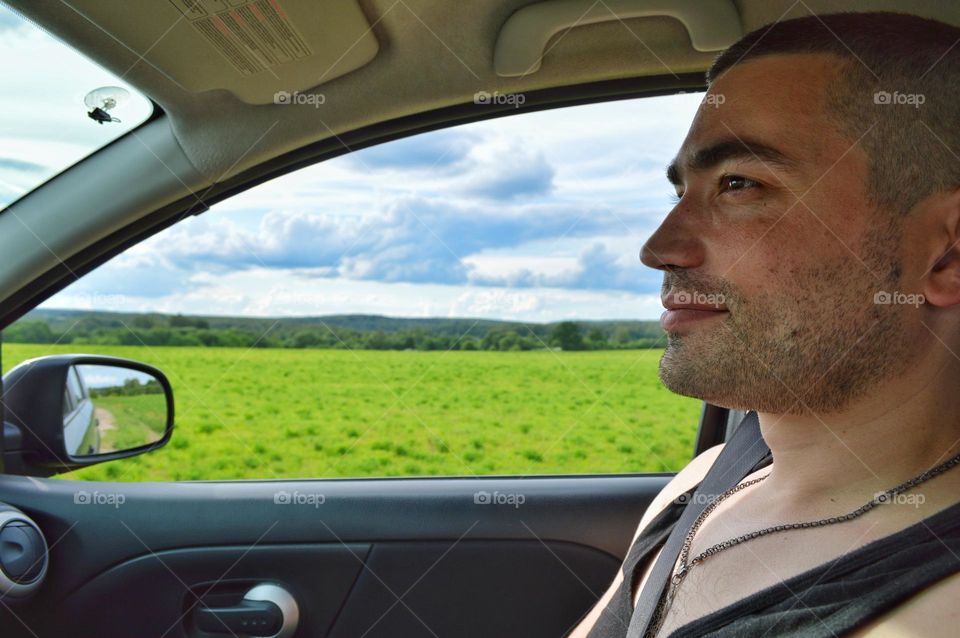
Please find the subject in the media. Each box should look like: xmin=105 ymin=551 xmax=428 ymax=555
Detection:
xmin=1 ymin=355 xmax=174 ymax=477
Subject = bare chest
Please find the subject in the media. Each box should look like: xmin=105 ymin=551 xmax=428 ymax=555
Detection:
xmin=648 ymin=531 xmax=835 ymax=637
xmin=639 ymin=502 xmax=918 ymax=638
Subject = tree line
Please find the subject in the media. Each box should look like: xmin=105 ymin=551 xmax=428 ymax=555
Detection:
xmin=89 ymin=378 xmax=164 ymax=398
xmin=4 ymin=312 xmax=666 ymax=351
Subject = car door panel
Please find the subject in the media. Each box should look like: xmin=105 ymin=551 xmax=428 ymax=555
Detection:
xmin=0 ymin=474 xmax=669 ymax=637
xmin=327 ymin=540 xmax=615 ymax=638
xmin=0 ymin=475 xmax=669 ymax=638
xmin=60 ymin=545 xmax=369 ymax=638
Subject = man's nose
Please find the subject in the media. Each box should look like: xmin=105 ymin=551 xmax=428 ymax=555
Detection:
xmin=640 ymin=206 xmax=705 ymax=271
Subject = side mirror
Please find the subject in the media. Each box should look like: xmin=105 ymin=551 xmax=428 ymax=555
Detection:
xmin=2 ymin=355 xmax=174 ymax=477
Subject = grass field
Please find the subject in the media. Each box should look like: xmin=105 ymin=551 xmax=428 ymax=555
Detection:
xmin=92 ymin=394 xmax=166 ymax=453
xmin=2 ymin=344 xmax=701 ymax=481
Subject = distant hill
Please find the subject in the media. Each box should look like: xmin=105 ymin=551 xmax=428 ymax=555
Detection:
xmin=4 ymin=308 xmax=666 ymax=351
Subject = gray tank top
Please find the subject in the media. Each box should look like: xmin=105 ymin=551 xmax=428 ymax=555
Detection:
xmin=585 ymin=471 xmax=960 ymax=637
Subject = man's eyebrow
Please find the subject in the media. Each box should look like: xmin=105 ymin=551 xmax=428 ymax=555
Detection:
xmin=665 ymin=138 xmax=797 ymax=187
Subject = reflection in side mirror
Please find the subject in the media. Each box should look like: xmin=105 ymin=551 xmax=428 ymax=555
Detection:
xmin=65 ymin=365 xmax=167 ymax=458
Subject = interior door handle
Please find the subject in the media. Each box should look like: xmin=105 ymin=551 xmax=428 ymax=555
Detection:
xmin=195 ymin=598 xmax=283 ymax=635
xmin=193 ymin=583 xmax=300 ymax=638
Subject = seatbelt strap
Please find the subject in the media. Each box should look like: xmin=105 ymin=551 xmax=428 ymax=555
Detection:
xmin=626 ymin=410 xmax=769 ymax=638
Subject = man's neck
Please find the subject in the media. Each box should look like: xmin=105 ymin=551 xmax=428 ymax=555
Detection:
xmin=755 ymin=356 xmax=960 ymax=510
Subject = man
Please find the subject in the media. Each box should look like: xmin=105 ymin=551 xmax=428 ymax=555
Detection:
xmin=571 ymin=12 xmax=960 ymax=638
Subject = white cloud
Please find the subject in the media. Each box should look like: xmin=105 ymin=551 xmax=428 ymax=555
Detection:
xmin=43 ymin=266 xmax=667 ymax=321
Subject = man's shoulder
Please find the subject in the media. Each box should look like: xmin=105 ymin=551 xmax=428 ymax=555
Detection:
xmin=634 ymin=443 xmax=726 ymax=540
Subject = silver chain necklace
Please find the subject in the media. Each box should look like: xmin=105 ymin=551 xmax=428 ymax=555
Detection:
xmin=646 ymin=448 xmax=960 ymax=638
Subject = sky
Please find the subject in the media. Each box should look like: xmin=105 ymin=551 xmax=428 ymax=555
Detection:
xmin=1 ymin=3 xmax=706 ymax=323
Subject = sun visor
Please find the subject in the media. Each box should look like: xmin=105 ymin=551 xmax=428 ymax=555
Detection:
xmin=70 ymin=0 xmax=379 ymax=104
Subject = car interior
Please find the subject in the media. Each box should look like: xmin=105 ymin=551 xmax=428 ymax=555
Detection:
xmin=1 ymin=1 xmax=959 ymax=636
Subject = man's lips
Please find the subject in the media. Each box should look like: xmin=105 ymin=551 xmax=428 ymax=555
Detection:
xmin=660 ymin=308 xmax=729 ymax=331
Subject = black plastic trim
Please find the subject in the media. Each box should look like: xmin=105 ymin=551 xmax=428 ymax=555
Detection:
xmin=0 ymin=472 xmax=669 ymax=596
xmin=693 ymin=403 xmax=729 ymax=455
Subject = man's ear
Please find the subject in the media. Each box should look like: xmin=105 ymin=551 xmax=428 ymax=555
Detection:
xmin=922 ymin=187 xmax=960 ymax=308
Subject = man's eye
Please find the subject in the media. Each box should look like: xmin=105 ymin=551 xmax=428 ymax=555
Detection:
xmin=720 ymin=174 xmax=760 ymax=193
xmin=669 ymin=191 xmax=684 ymax=204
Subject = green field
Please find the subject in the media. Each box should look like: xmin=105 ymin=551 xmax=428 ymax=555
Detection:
xmin=91 ymin=394 xmax=167 ymax=453
xmin=2 ymin=344 xmax=701 ymax=481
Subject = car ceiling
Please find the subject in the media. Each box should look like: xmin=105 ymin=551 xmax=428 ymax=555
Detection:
xmin=1 ymin=0 xmax=959 ymax=327
xmin=10 ymin=0 xmax=960 ymax=184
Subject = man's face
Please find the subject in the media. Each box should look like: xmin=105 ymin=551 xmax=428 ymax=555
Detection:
xmin=641 ymin=53 xmax=920 ymax=415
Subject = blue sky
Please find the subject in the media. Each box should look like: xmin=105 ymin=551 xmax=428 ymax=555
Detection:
xmin=1 ymin=4 xmax=706 ymax=322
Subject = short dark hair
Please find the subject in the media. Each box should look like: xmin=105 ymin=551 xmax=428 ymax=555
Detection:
xmin=707 ymin=12 xmax=960 ymax=216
